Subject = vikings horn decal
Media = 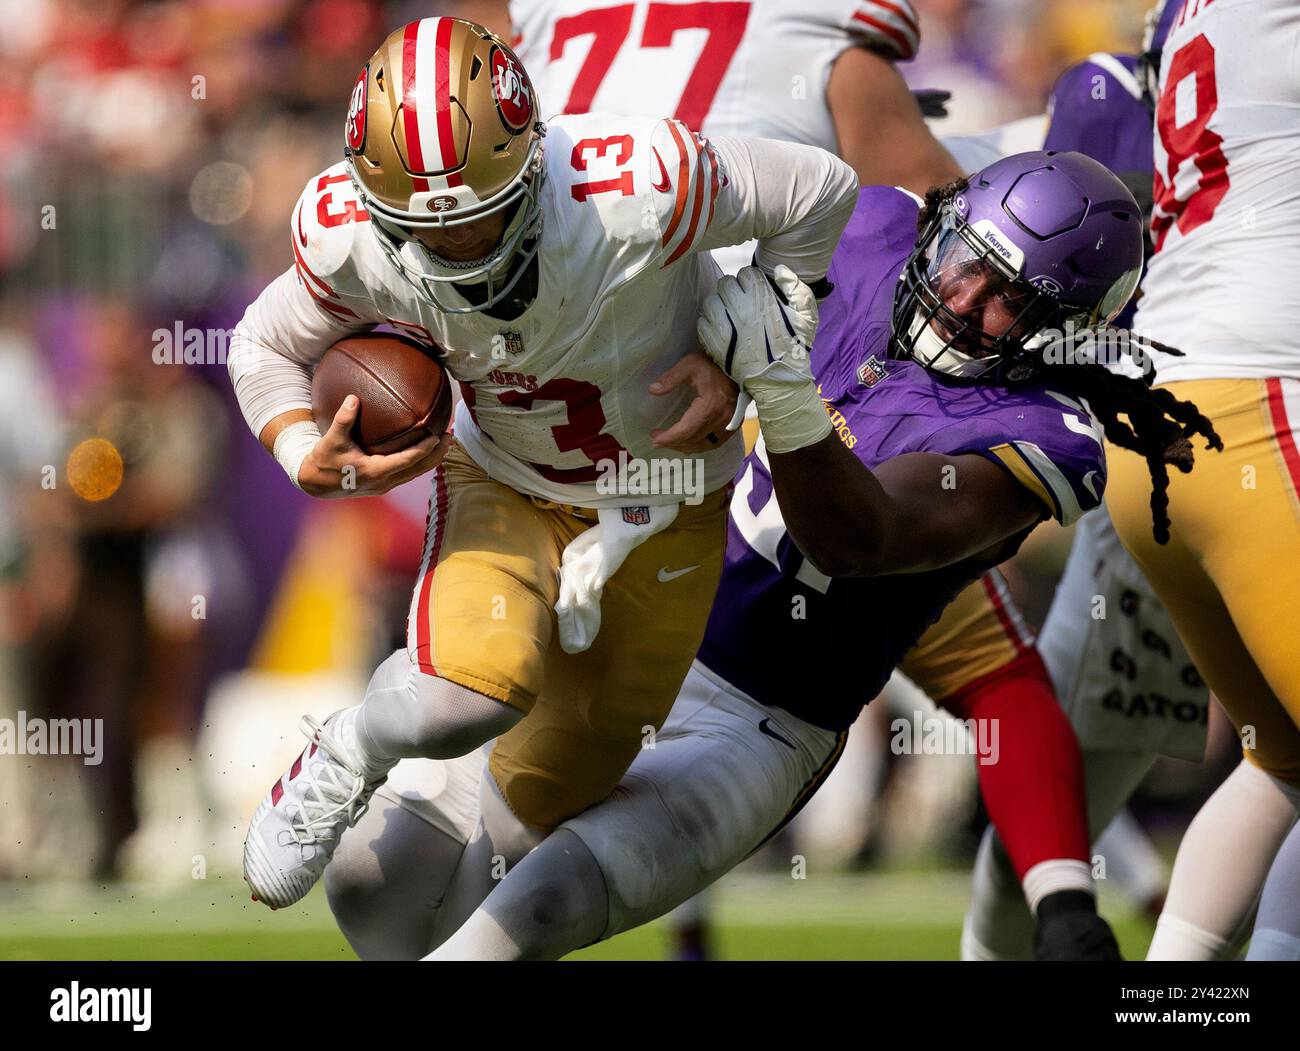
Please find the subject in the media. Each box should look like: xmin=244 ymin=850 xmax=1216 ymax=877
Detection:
xmin=490 ymin=46 xmax=532 ymax=133
xmin=345 ymin=65 xmax=368 ymax=153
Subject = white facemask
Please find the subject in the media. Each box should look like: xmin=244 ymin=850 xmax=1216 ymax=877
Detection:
xmin=905 ymin=308 xmax=998 ymax=379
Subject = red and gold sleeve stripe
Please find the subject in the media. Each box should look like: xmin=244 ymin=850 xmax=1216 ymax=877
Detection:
xmin=850 ymin=0 xmax=921 ymax=61
xmin=660 ymin=122 xmax=722 ymax=268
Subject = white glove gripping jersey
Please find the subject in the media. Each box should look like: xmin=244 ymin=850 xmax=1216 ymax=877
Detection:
xmin=228 ymin=112 xmax=857 ymax=507
xmin=1137 ymin=0 xmax=1300 ymax=381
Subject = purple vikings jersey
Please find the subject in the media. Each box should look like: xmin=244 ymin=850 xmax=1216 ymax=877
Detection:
xmin=1044 ymin=53 xmax=1153 ymax=329
xmin=696 ymin=187 xmax=1107 ymax=732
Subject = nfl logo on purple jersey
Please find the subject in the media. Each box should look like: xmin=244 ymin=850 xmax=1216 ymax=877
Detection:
xmin=622 ymin=506 xmax=651 ymax=526
xmin=857 ymin=355 xmax=889 ymax=388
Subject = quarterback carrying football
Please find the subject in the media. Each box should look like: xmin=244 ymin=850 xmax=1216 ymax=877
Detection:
xmin=227 ymin=16 xmax=858 ymax=911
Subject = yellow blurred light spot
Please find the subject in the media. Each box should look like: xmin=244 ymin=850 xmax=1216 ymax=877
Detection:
xmin=66 ymin=438 xmax=124 ymax=502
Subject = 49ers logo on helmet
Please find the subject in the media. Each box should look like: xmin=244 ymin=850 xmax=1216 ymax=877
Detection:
xmin=490 ymin=47 xmax=532 ymax=133
xmin=345 ymin=66 xmax=368 ymax=152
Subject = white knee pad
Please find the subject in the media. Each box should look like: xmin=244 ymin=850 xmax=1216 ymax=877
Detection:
xmin=361 ymin=649 xmax=522 ymax=761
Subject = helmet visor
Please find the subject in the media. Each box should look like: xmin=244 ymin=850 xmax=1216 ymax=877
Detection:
xmin=919 ymin=224 xmax=1041 ymax=355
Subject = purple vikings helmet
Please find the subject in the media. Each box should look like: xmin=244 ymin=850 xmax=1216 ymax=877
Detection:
xmin=891 ymin=150 xmax=1145 ymax=385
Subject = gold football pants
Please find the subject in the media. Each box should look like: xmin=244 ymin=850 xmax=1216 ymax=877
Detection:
xmin=406 ymin=441 xmax=729 ymax=827
xmin=1107 ymin=378 xmax=1300 ymax=786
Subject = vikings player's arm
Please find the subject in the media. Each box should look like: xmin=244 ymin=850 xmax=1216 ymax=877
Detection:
xmin=228 ymin=177 xmax=451 ymax=498
xmin=698 ymin=263 xmax=1075 ymax=578
xmin=767 ymin=438 xmax=1042 ymax=576
xmin=827 ymin=45 xmax=964 ymax=194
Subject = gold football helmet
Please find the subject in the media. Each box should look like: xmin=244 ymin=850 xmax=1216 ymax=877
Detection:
xmin=343 ymin=17 xmax=544 ymax=314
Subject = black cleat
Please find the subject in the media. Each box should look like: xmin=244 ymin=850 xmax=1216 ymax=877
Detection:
xmin=1034 ymin=890 xmax=1122 ymax=961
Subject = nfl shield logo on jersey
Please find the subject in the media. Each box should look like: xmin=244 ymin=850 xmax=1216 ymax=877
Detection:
xmin=857 ymin=355 xmax=889 ymax=388
xmin=622 ymin=506 xmax=651 ymax=526
xmin=500 ymin=330 xmax=524 ymax=356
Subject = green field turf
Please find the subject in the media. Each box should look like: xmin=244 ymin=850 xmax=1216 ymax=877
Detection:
xmin=0 ymin=867 xmax=1157 ymax=961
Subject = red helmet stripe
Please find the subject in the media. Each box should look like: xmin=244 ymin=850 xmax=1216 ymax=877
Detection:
xmin=433 ymin=17 xmax=464 ymax=188
xmin=402 ymin=21 xmax=431 ymax=191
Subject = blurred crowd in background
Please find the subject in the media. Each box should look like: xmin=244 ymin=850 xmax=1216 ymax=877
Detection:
xmin=0 ymin=0 xmax=1233 ymax=913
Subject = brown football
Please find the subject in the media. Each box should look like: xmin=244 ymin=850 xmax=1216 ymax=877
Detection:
xmin=311 ymin=333 xmax=453 ymax=455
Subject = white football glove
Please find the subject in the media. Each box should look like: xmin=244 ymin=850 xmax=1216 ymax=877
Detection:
xmin=697 ymin=265 xmax=832 ymax=454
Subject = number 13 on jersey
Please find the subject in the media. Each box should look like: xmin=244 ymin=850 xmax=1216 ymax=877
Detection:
xmin=571 ymin=135 xmax=636 ymax=201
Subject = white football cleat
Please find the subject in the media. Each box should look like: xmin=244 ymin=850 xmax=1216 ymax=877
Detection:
xmin=243 ymin=711 xmax=384 ymax=910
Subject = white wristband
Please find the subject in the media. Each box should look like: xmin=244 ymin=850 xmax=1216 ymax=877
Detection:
xmin=273 ymin=420 xmax=322 ymax=492
xmin=750 ymin=381 xmax=834 ymax=454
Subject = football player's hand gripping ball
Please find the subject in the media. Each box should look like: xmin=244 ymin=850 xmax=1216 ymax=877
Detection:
xmin=697 ymin=265 xmax=832 ymax=453
xmin=297 ymin=396 xmax=452 ymax=498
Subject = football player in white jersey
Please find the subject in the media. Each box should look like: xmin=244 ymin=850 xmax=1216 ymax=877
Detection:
xmin=230 ymin=15 xmax=858 ymax=913
xmin=1102 ymin=0 xmax=1300 ymax=962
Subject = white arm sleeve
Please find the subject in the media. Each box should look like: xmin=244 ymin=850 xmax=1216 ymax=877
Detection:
xmin=227 ymin=266 xmax=372 ymax=440
xmin=699 ymin=135 xmax=859 ymax=282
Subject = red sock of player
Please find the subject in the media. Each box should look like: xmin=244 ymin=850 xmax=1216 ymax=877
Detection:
xmin=941 ymin=647 xmax=1091 ymax=906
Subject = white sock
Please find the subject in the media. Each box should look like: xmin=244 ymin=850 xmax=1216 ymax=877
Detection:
xmin=427 ymin=910 xmax=520 ymax=961
xmin=334 ymin=706 xmax=394 ymax=781
xmin=1148 ymin=912 xmax=1231 ymax=961
xmin=1244 ymin=779 xmax=1300 ymax=961
xmin=1148 ymin=760 xmax=1298 ymax=960
xmin=355 ymin=649 xmax=521 ymax=765
xmin=1022 ymin=858 xmax=1095 ymax=914
xmin=1246 ymin=928 xmax=1300 ymax=961
xmin=427 ymin=828 xmax=609 ymax=961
